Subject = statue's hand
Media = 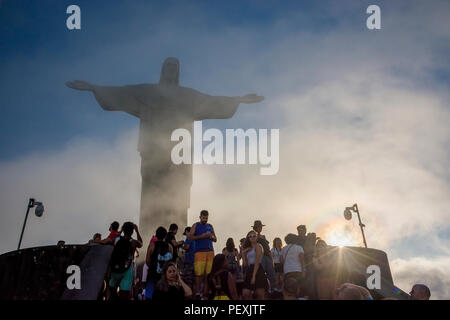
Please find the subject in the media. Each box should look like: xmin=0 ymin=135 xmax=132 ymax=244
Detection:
xmin=65 ymin=80 xmax=93 ymax=91
xmin=239 ymin=94 xmax=264 ymax=104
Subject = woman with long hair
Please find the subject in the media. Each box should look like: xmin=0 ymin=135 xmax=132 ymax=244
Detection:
xmin=239 ymin=237 xmax=247 ymax=275
xmin=222 ymin=238 xmax=244 ymax=297
xmin=242 ymin=230 xmax=268 ymax=300
xmin=271 ymin=237 xmax=284 ymax=292
xmin=152 ymin=262 xmax=192 ymax=300
xmin=205 ymin=254 xmax=238 ymax=300
xmin=222 ymin=238 xmax=240 ymax=277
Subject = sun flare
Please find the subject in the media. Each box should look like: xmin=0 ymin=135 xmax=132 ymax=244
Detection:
xmin=324 ymin=232 xmax=356 ymax=247
xmin=317 ymin=219 xmax=361 ymax=248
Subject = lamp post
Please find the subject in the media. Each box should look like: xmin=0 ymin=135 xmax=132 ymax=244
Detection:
xmin=17 ymin=198 xmax=44 ymax=250
xmin=343 ymin=203 xmax=367 ymax=248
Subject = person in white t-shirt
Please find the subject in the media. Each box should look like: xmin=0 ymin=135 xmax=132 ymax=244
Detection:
xmin=280 ymin=233 xmax=306 ymax=298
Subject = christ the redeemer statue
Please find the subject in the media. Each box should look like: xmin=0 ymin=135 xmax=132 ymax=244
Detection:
xmin=66 ymin=57 xmax=264 ymax=244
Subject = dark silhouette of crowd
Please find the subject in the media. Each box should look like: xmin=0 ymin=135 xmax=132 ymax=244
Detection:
xmin=89 ymin=210 xmax=432 ymax=301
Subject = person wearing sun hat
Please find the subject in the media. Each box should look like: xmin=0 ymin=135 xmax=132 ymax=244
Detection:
xmin=251 ymin=220 xmax=279 ymax=295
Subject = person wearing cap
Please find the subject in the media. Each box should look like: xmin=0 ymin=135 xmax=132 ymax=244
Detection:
xmin=251 ymin=220 xmax=278 ymax=295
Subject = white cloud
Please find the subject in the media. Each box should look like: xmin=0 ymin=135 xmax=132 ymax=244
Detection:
xmin=391 ymin=256 xmax=450 ymax=299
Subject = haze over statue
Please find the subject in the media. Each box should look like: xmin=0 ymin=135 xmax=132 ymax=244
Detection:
xmin=66 ymin=57 xmax=264 ymax=245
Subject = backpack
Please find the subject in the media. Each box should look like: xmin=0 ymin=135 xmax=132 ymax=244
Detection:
xmin=110 ymin=236 xmax=133 ymax=273
xmin=150 ymin=241 xmax=172 ymax=280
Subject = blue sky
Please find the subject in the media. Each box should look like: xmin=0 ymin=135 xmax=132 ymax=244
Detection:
xmin=0 ymin=0 xmax=383 ymax=160
xmin=1 ymin=0 xmax=449 ymax=298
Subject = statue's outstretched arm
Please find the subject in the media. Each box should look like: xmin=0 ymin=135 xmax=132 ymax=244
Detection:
xmin=205 ymin=93 xmax=264 ymax=104
xmin=66 ymin=80 xmax=140 ymax=117
xmin=66 ymin=80 xmax=93 ymax=91
xmin=193 ymin=91 xmax=264 ymax=121
xmin=234 ymin=93 xmax=264 ymax=104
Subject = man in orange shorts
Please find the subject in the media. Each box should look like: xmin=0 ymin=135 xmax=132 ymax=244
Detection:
xmin=188 ymin=210 xmax=216 ymax=299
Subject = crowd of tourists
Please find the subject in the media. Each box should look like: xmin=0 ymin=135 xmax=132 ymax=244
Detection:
xmin=88 ymin=210 xmax=431 ymax=301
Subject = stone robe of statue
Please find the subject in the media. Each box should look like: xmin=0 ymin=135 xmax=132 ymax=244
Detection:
xmin=66 ymin=57 xmax=264 ymax=245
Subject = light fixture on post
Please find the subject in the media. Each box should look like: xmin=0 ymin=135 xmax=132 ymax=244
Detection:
xmin=17 ymin=198 xmax=44 ymax=250
xmin=343 ymin=203 xmax=368 ymax=248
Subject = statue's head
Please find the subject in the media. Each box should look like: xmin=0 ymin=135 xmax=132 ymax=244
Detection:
xmin=159 ymin=57 xmax=180 ymax=86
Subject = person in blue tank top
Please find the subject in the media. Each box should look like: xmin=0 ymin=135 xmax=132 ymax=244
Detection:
xmin=188 ymin=210 xmax=216 ymax=299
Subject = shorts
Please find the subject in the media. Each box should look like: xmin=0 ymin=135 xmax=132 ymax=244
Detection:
xmin=181 ymin=263 xmax=195 ymax=287
xmin=243 ymin=264 xmax=268 ymax=291
xmin=285 ymin=271 xmax=304 ymax=283
xmin=109 ymin=267 xmax=133 ymax=291
xmin=194 ymin=251 xmax=214 ymax=276
xmin=145 ymin=279 xmax=156 ymax=299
